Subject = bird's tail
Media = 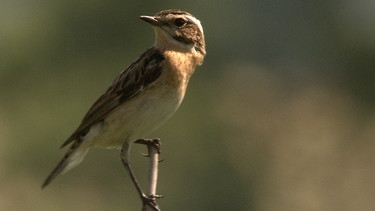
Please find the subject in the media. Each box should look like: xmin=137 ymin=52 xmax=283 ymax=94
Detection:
xmin=42 ymin=142 xmax=89 ymax=189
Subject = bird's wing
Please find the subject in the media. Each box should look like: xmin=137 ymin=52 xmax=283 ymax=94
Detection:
xmin=60 ymin=47 xmax=165 ymax=148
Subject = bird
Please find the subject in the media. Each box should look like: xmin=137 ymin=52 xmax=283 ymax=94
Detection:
xmin=42 ymin=8 xmax=206 ymax=195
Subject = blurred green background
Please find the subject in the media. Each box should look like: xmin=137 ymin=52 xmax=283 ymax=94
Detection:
xmin=1 ymin=0 xmax=375 ymax=210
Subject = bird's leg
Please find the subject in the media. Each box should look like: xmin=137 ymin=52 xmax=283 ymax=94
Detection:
xmin=120 ymin=141 xmax=145 ymax=199
xmin=121 ymin=140 xmax=161 ymax=211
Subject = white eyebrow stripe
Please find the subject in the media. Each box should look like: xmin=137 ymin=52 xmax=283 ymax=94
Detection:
xmin=171 ymin=14 xmax=204 ymax=35
xmin=186 ymin=16 xmax=204 ymax=34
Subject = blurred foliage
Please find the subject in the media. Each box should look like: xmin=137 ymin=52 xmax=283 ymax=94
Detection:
xmin=1 ymin=0 xmax=375 ymax=210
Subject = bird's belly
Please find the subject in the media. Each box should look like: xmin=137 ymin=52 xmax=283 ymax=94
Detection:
xmin=87 ymin=85 xmax=184 ymax=148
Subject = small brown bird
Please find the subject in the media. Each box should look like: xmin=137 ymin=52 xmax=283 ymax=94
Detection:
xmin=42 ymin=8 xmax=206 ymax=192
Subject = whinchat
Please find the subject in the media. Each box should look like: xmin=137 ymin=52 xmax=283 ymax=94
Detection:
xmin=42 ymin=8 xmax=206 ymax=194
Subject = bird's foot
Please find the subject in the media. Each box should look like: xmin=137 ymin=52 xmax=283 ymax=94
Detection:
xmin=141 ymin=193 xmax=163 ymax=211
xmin=135 ymin=138 xmax=161 ymax=155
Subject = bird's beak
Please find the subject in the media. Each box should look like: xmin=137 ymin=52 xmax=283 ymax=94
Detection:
xmin=140 ymin=15 xmax=161 ymax=26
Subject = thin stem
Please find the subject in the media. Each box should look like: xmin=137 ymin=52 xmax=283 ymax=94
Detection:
xmin=147 ymin=146 xmax=159 ymax=196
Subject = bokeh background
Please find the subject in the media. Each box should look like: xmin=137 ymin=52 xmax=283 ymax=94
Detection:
xmin=1 ymin=0 xmax=375 ymax=210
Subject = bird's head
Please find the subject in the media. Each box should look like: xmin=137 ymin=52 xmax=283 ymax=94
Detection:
xmin=140 ymin=9 xmax=206 ymax=61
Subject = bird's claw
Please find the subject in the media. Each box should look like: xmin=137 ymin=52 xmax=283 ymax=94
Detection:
xmin=141 ymin=193 xmax=163 ymax=211
xmin=135 ymin=138 xmax=161 ymax=154
xmin=141 ymin=152 xmax=150 ymax=157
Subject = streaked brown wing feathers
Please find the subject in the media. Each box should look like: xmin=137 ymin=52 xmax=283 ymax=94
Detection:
xmin=61 ymin=47 xmax=165 ymax=148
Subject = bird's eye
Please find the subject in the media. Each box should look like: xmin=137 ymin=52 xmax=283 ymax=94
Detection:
xmin=174 ymin=18 xmax=186 ymax=27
